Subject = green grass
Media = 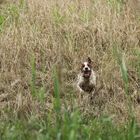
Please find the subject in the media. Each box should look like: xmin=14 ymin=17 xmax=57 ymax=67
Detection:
xmin=0 ymin=100 xmax=140 ymax=140
xmin=0 ymin=15 xmax=5 ymax=31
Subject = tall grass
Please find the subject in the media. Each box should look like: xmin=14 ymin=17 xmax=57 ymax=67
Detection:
xmin=30 ymin=55 xmax=36 ymax=97
xmin=0 ymin=0 xmax=140 ymax=139
xmin=113 ymin=45 xmax=139 ymax=140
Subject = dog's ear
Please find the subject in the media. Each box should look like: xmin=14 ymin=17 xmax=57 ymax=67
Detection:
xmin=87 ymin=57 xmax=92 ymax=64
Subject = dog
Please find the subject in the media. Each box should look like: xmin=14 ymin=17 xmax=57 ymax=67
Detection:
xmin=77 ymin=57 xmax=96 ymax=93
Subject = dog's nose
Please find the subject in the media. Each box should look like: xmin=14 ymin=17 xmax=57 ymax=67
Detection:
xmin=85 ymin=67 xmax=88 ymax=71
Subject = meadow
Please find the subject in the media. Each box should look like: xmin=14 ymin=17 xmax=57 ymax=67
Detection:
xmin=0 ymin=0 xmax=140 ymax=139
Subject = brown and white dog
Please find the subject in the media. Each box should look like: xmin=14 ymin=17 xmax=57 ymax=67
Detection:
xmin=77 ymin=57 xmax=96 ymax=93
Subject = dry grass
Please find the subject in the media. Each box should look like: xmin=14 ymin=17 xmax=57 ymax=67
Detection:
xmin=0 ymin=0 xmax=140 ymax=124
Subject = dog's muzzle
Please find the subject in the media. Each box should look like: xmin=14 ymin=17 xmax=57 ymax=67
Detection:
xmin=82 ymin=69 xmax=91 ymax=78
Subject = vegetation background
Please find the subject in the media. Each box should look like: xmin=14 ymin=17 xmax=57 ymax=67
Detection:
xmin=0 ymin=0 xmax=140 ymax=139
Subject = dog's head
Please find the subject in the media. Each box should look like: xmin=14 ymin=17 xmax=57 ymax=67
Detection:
xmin=81 ymin=57 xmax=92 ymax=78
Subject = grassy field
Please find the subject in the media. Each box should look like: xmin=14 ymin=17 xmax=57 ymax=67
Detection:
xmin=0 ymin=0 xmax=140 ymax=139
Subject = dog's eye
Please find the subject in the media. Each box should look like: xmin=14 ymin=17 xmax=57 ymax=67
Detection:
xmin=87 ymin=63 xmax=92 ymax=67
xmin=81 ymin=64 xmax=85 ymax=67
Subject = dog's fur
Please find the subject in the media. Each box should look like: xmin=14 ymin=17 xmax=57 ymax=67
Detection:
xmin=77 ymin=57 xmax=96 ymax=93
